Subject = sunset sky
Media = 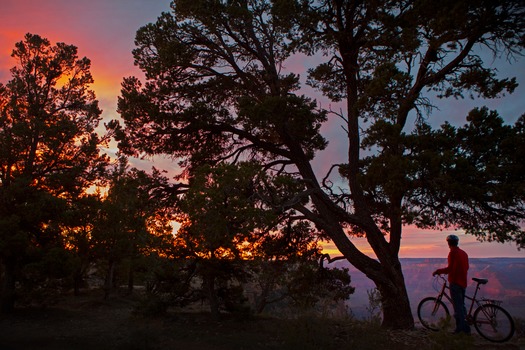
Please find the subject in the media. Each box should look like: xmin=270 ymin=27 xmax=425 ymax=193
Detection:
xmin=1 ymin=0 xmax=524 ymax=258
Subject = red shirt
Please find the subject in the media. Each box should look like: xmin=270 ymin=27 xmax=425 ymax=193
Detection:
xmin=435 ymin=246 xmax=469 ymax=288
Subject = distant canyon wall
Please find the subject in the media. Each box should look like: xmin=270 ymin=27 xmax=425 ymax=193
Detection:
xmin=332 ymin=258 xmax=525 ymax=321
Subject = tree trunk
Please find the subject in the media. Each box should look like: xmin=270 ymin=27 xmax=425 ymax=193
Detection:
xmin=0 ymin=259 xmax=16 ymax=313
xmin=205 ymin=274 xmax=220 ymax=321
xmin=73 ymin=260 xmax=87 ymax=296
xmin=318 ymin=218 xmax=415 ymax=329
xmin=255 ymin=277 xmax=273 ymax=314
xmin=73 ymin=271 xmax=82 ymax=296
xmin=374 ymin=264 xmax=414 ymax=329
xmin=127 ymin=265 xmax=134 ymax=295
xmin=104 ymin=261 xmax=116 ymax=299
xmin=348 ymin=251 xmax=415 ymax=328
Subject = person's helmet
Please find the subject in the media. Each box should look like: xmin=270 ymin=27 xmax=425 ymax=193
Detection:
xmin=446 ymin=234 xmax=459 ymax=243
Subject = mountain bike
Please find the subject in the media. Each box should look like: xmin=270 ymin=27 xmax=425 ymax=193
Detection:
xmin=417 ymin=275 xmax=515 ymax=343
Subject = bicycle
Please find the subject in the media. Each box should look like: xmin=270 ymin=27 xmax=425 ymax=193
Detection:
xmin=417 ymin=275 xmax=515 ymax=343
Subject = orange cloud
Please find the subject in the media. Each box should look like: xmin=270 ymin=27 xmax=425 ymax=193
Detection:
xmin=1 ymin=0 xmax=170 ymax=115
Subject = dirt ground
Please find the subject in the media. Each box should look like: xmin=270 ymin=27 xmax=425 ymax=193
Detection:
xmin=0 ymin=291 xmax=523 ymax=350
xmin=0 ymin=291 xmax=273 ymax=350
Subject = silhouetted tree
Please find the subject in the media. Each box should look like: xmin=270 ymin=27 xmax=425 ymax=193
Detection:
xmin=173 ymin=162 xmax=274 ymax=319
xmin=250 ymin=220 xmax=354 ymax=314
xmin=91 ymin=158 xmax=174 ymax=298
xmin=171 ymin=162 xmax=352 ymax=318
xmin=61 ymin=193 xmax=102 ymax=296
xmin=113 ymin=0 xmax=525 ymax=328
xmin=0 ymin=34 xmax=109 ymax=312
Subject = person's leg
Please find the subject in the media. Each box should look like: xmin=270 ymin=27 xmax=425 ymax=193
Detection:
xmin=460 ymin=286 xmax=471 ymax=334
xmin=450 ymin=283 xmax=470 ymax=334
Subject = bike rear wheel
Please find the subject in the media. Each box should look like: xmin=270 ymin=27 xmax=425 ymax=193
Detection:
xmin=473 ymin=303 xmax=515 ymax=343
xmin=417 ymin=297 xmax=451 ymax=331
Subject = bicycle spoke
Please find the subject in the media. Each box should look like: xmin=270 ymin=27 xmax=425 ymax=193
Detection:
xmin=473 ymin=304 xmax=515 ymax=343
xmin=417 ymin=297 xmax=451 ymax=331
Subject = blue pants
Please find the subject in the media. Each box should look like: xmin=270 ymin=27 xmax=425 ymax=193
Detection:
xmin=450 ymin=283 xmax=471 ymax=334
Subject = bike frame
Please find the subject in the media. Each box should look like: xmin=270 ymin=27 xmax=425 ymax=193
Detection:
xmin=421 ymin=275 xmax=515 ymax=342
xmin=435 ymin=276 xmax=491 ymax=323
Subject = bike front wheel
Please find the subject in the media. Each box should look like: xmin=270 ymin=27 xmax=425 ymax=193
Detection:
xmin=417 ymin=297 xmax=451 ymax=331
xmin=473 ymin=303 xmax=515 ymax=343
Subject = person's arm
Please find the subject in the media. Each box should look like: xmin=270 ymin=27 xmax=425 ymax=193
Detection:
xmin=433 ymin=251 xmax=453 ymax=276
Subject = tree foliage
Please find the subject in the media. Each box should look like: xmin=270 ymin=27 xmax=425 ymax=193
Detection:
xmin=91 ymin=158 xmax=175 ymax=298
xmin=0 ymin=33 xmax=109 ymax=312
xmin=168 ymin=162 xmax=353 ymax=318
xmin=111 ymin=0 xmax=525 ymax=328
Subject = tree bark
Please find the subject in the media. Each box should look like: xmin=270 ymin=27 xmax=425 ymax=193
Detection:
xmin=309 ymin=198 xmax=415 ymax=329
xmin=342 ymin=240 xmax=414 ymax=328
xmin=375 ymin=261 xmax=414 ymax=329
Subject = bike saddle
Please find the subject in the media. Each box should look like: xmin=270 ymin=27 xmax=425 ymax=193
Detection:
xmin=472 ymin=277 xmax=488 ymax=284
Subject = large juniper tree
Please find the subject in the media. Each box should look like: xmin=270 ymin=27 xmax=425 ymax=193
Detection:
xmin=0 ymin=34 xmax=109 ymax=312
xmin=113 ymin=0 xmax=525 ymax=328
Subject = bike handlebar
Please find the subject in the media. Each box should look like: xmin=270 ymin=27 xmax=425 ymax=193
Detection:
xmin=432 ymin=274 xmax=447 ymax=292
xmin=432 ymin=274 xmax=488 ymax=286
xmin=433 ymin=274 xmax=447 ymax=282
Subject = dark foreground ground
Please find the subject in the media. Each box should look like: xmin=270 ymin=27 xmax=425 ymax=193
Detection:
xmin=0 ymin=291 xmax=523 ymax=350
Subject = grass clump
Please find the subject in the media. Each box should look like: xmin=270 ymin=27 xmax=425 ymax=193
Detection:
xmin=427 ymin=329 xmax=475 ymax=350
xmin=277 ymin=312 xmax=389 ymax=350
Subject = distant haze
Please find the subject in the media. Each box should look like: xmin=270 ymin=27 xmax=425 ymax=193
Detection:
xmin=321 ymin=227 xmax=524 ymax=259
xmin=332 ymin=258 xmax=525 ymax=321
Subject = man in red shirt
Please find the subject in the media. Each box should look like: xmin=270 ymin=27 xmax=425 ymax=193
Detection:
xmin=433 ymin=234 xmax=471 ymax=334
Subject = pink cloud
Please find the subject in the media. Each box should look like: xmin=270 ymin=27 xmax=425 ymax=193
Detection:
xmin=322 ymin=226 xmax=523 ymax=259
xmin=1 ymin=0 xmax=171 ymax=117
